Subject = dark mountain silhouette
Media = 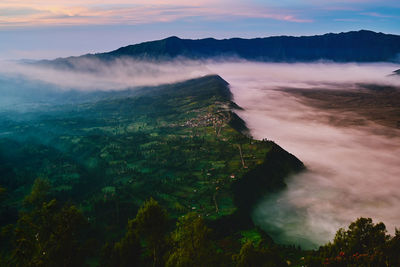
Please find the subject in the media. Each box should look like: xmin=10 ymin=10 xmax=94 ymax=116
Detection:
xmin=106 ymin=30 xmax=400 ymax=62
xmin=45 ymin=30 xmax=400 ymax=65
xmin=39 ymin=30 xmax=400 ymax=71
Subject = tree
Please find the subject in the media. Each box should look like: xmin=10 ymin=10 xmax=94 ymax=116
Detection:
xmin=233 ymin=241 xmax=288 ymax=267
xmin=332 ymin=217 xmax=388 ymax=255
xmin=384 ymin=228 xmax=400 ymax=266
xmin=11 ymin=200 xmax=89 ymax=267
xmin=134 ymin=198 xmax=168 ymax=267
xmin=10 ymin=179 xmax=89 ymax=267
xmin=305 ymin=217 xmax=390 ymax=267
xmin=114 ymin=220 xmax=142 ymax=267
xmin=0 ymin=186 xmax=6 ymax=204
xmin=234 ymin=241 xmax=260 ymax=267
xmin=101 ymin=219 xmax=142 ymax=267
xmin=23 ymin=178 xmax=51 ymax=209
xmin=166 ymin=212 xmax=219 ymax=267
xmin=45 ymin=204 xmax=88 ymax=266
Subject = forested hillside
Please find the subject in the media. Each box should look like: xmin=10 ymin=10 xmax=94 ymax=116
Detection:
xmin=0 ymin=75 xmax=305 ymax=266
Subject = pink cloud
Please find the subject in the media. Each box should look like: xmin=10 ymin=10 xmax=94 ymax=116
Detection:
xmin=360 ymin=12 xmax=394 ymax=18
xmin=0 ymin=1 xmax=312 ymax=27
xmin=334 ymin=18 xmax=361 ymax=22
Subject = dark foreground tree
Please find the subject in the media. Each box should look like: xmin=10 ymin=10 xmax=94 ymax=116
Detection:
xmin=384 ymin=229 xmax=400 ymax=266
xmin=233 ymin=240 xmax=288 ymax=267
xmin=10 ymin=199 xmax=88 ymax=267
xmin=9 ymin=199 xmax=89 ymax=267
xmin=0 ymin=186 xmax=6 ymax=204
xmin=23 ymin=178 xmax=51 ymax=208
xmin=166 ymin=212 xmax=219 ymax=267
xmin=2 ymin=178 xmax=90 ymax=267
xmin=305 ymin=217 xmax=392 ymax=266
xmin=134 ymin=198 xmax=168 ymax=267
xmin=101 ymin=219 xmax=142 ymax=267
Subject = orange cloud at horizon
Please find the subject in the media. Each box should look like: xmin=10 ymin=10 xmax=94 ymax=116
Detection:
xmin=0 ymin=0 xmax=312 ymax=27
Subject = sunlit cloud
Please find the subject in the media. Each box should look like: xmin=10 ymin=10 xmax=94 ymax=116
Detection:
xmin=334 ymin=18 xmax=362 ymax=22
xmin=1 ymin=0 xmax=400 ymax=61
xmin=360 ymin=12 xmax=394 ymax=18
xmin=0 ymin=1 xmax=312 ymax=27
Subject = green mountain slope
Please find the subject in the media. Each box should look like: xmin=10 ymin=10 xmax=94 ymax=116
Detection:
xmin=0 ymin=75 xmax=303 ymax=228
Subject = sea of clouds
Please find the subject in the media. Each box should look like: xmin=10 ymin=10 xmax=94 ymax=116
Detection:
xmin=208 ymin=62 xmax=400 ymax=249
xmin=2 ymin=59 xmax=400 ymax=249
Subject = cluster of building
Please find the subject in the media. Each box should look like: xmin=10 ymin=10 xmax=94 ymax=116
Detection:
xmin=182 ymin=112 xmax=226 ymax=128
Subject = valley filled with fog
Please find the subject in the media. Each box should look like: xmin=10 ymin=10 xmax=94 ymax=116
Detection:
xmin=3 ymin=0 xmax=400 ymax=263
xmin=208 ymin=62 xmax=400 ymax=248
xmin=1 ymin=60 xmax=400 ymax=249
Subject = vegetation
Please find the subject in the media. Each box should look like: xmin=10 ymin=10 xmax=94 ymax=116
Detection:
xmin=1 ymin=184 xmax=295 ymax=266
xmin=305 ymin=217 xmax=400 ymax=267
xmin=166 ymin=212 xmax=218 ymax=267
xmin=3 ymin=74 xmax=397 ymax=266
xmin=0 ymin=75 xmax=303 ymax=226
xmin=4 ymin=182 xmax=89 ymax=267
xmin=0 ymin=75 xmax=304 ymax=265
xmin=3 ymin=181 xmax=400 ymax=266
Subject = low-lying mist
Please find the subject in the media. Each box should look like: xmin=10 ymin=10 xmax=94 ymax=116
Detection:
xmin=0 ymin=58 xmax=210 ymax=91
xmin=208 ymin=62 xmax=400 ymax=249
xmin=2 ymin=58 xmax=400 ymax=249
xmin=0 ymin=58 xmax=210 ymax=111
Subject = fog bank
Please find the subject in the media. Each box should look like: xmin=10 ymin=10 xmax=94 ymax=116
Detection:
xmin=208 ymin=62 xmax=400 ymax=249
xmin=0 ymin=59 xmax=210 ymax=91
xmin=0 ymin=58 xmax=211 ymax=112
xmin=3 ymin=59 xmax=400 ymax=248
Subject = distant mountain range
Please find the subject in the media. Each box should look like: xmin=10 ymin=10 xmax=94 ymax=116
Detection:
xmin=44 ymin=30 xmax=400 ymax=67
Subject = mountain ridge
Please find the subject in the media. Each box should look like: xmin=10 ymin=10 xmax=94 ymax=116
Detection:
xmin=42 ymin=30 xmax=400 ymax=66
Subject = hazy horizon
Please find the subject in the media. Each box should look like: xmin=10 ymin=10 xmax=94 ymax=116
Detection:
xmin=1 ymin=0 xmax=400 ymax=60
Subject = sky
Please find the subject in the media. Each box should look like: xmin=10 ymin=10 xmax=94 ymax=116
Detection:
xmin=1 ymin=0 xmax=400 ymax=60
